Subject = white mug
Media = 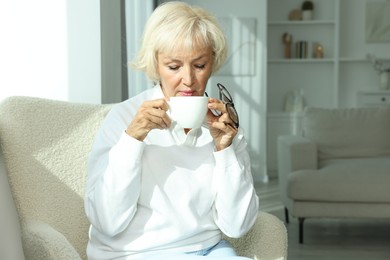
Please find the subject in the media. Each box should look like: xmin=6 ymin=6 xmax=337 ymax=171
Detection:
xmin=168 ymin=96 xmax=208 ymax=129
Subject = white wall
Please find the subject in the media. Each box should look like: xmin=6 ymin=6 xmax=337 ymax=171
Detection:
xmin=126 ymin=0 xmax=154 ymax=98
xmin=0 ymin=1 xmax=68 ymax=101
xmin=0 ymin=0 xmax=101 ymax=104
xmin=67 ymin=0 xmax=101 ymax=104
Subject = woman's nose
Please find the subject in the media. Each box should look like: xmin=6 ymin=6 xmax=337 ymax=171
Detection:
xmin=182 ymin=66 xmax=194 ymax=86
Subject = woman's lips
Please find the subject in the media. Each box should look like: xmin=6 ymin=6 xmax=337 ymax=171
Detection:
xmin=178 ymin=91 xmax=195 ymax=96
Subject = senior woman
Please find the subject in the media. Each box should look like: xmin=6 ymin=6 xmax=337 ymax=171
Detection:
xmin=84 ymin=1 xmax=259 ymax=259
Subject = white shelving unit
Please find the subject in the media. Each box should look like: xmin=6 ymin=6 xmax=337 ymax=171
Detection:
xmin=267 ymin=0 xmax=339 ymax=113
xmin=266 ymin=0 xmax=390 ymax=176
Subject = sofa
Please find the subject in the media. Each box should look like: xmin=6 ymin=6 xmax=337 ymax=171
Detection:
xmin=277 ymin=106 xmax=390 ymax=243
xmin=0 ymin=96 xmax=288 ymax=260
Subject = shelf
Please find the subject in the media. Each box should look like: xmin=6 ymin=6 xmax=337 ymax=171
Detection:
xmin=268 ymin=20 xmax=336 ymax=26
xmin=339 ymin=57 xmax=368 ymax=63
xmin=268 ymin=58 xmax=334 ymax=64
xmin=358 ymin=90 xmax=390 ymax=94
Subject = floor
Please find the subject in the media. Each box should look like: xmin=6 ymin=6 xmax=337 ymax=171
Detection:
xmin=255 ymin=179 xmax=390 ymax=260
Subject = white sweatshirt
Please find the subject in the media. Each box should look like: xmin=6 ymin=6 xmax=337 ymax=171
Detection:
xmin=84 ymin=85 xmax=259 ymax=259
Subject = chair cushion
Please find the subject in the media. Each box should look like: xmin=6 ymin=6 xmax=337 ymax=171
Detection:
xmin=288 ymin=157 xmax=390 ymax=203
xmin=302 ymin=107 xmax=390 ymax=161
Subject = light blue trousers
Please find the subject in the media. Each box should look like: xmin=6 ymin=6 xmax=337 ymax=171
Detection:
xmin=144 ymin=240 xmax=253 ymax=260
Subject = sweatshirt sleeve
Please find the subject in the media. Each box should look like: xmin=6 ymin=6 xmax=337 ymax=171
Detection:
xmin=84 ymin=105 xmax=145 ymax=237
xmin=212 ymin=129 xmax=259 ymax=238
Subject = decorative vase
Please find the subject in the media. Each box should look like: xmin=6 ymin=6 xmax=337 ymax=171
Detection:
xmin=379 ymin=71 xmax=390 ymax=90
xmin=284 ymin=89 xmax=305 ymax=113
xmin=301 ymin=0 xmax=314 ymax=20
xmin=302 ymin=10 xmax=313 ymax=20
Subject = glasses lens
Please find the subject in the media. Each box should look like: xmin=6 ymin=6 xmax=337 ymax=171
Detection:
xmin=217 ymin=83 xmax=233 ymax=103
xmin=220 ymin=89 xmax=232 ymax=103
xmin=216 ymin=83 xmax=239 ymax=128
xmin=226 ymin=103 xmax=239 ymax=128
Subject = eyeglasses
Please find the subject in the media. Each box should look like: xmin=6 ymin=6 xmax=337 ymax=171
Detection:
xmin=205 ymin=83 xmax=239 ymax=128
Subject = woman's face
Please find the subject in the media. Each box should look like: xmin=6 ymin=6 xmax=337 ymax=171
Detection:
xmin=157 ymin=46 xmax=214 ymax=98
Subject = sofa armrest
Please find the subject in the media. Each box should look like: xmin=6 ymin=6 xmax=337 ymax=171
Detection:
xmin=277 ymin=135 xmax=317 ymax=173
xmin=224 ymin=212 xmax=288 ymax=260
xmin=277 ymin=135 xmax=317 ymax=208
xmin=22 ymin=220 xmax=81 ymax=260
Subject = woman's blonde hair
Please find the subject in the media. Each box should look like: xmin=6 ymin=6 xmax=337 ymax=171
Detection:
xmin=131 ymin=1 xmax=228 ymax=83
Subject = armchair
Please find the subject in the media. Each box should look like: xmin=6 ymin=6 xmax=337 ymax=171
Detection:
xmin=0 ymin=96 xmax=287 ymax=260
xmin=278 ymin=106 xmax=390 ymax=243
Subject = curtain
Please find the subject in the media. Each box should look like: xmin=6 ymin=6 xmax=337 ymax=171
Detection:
xmin=125 ymin=0 xmax=155 ymax=98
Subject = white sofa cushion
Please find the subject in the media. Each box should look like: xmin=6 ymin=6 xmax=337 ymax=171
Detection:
xmin=303 ymin=107 xmax=390 ymax=161
xmin=288 ymin=157 xmax=390 ymax=203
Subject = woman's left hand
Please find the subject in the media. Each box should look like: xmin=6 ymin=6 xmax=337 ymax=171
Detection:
xmin=206 ymin=98 xmax=238 ymax=151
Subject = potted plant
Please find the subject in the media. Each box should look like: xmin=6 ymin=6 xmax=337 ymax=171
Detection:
xmin=301 ymin=0 xmax=314 ymax=20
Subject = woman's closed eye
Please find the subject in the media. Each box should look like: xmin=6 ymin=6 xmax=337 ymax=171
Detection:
xmin=168 ymin=65 xmax=180 ymax=71
xmin=195 ymin=64 xmax=206 ymax=69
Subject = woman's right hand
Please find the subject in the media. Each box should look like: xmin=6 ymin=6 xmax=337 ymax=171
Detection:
xmin=125 ymin=98 xmax=171 ymax=141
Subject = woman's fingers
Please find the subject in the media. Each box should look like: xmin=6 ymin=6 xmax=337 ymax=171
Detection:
xmin=146 ymin=108 xmax=171 ymax=129
xmin=141 ymin=99 xmax=171 ymax=129
xmin=206 ymin=97 xmax=238 ymax=150
xmin=207 ymin=97 xmax=226 ymax=113
xmin=207 ymin=98 xmax=236 ymax=129
xmin=126 ymin=99 xmax=171 ymax=141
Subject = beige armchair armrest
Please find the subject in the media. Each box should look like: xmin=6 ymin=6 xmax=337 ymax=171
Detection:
xmin=0 ymin=147 xmax=25 ymax=260
xmin=277 ymin=135 xmax=317 ymax=213
xmin=22 ymin=220 xmax=81 ymax=260
xmin=224 ymin=212 xmax=288 ymax=260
